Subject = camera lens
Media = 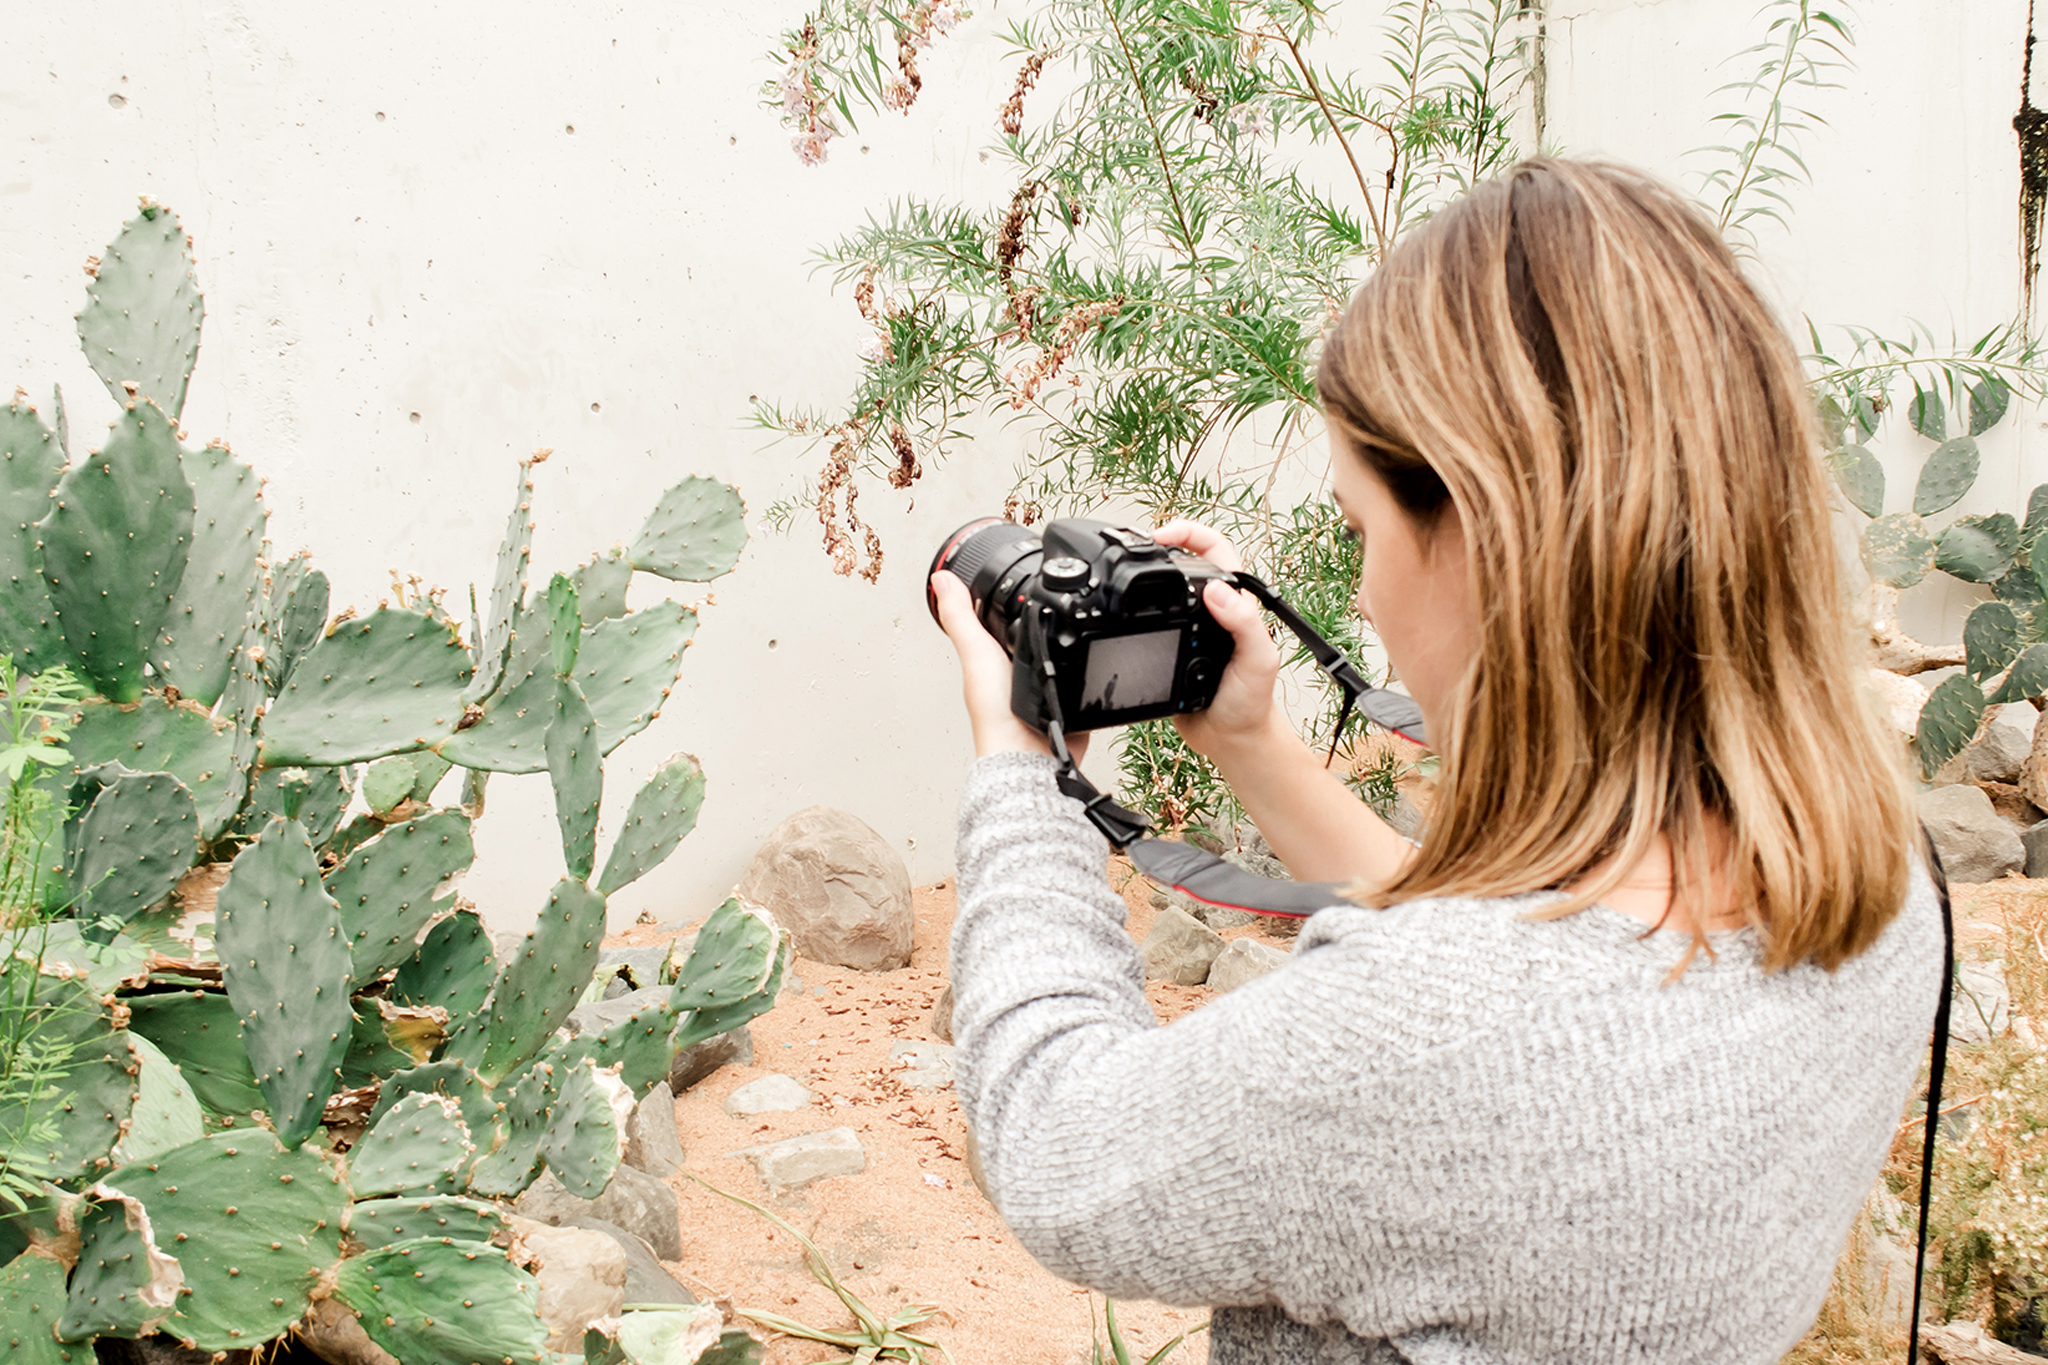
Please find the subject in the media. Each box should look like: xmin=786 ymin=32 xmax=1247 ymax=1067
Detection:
xmin=927 ymin=518 xmax=1043 ymax=642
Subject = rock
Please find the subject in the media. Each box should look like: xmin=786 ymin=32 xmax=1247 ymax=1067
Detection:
xmin=1154 ymin=883 xmax=1257 ymax=931
xmin=601 ymin=974 xmax=633 ymax=1001
xmin=962 ymin=1124 xmax=989 ymax=1201
xmin=515 ymin=1165 xmax=683 ymax=1262
xmin=1859 ymin=1231 xmax=1916 ymax=1327
xmin=888 ymin=1041 xmax=955 ymax=1090
xmin=512 ymin=1218 xmax=627 ymax=1354
xmin=1207 ymin=938 xmax=1290 ymax=993
xmin=669 ymin=1025 xmax=753 ymax=1093
xmin=1977 ymin=780 xmax=2046 ymax=828
xmin=1968 ymin=714 xmax=2034 ymax=784
xmin=2024 ymin=818 xmax=2048 ymax=878
xmin=930 ymin=981 xmax=954 ymax=1042
xmin=737 ymin=806 xmax=913 ymax=971
xmin=624 ymin=1081 xmax=684 ymax=1178
xmin=298 ymin=1296 xmax=399 ymax=1365
xmin=738 ymin=1127 xmax=866 ymax=1189
xmin=1139 ymin=906 xmax=1224 ymax=986
xmin=1918 ymin=785 xmax=2026 ymax=883
xmin=564 ymin=1215 xmax=697 ymax=1306
xmin=599 ymin=943 xmax=672 ymax=990
xmin=724 ymin=1073 xmax=813 ymax=1116
xmin=568 ymin=984 xmax=667 ymax=1038
xmin=1952 ymin=959 xmax=2012 ymax=1045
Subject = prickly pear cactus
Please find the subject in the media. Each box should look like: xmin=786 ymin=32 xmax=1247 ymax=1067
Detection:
xmin=346 ymin=1195 xmax=509 ymax=1251
xmin=1916 ymin=673 xmax=1988 ymax=779
xmin=63 ymin=769 xmax=197 ymax=928
xmin=389 ymin=909 xmax=498 ymax=1020
xmin=347 ymin=1092 xmax=475 ymax=1198
xmin=258 ymin=607 xmax=474 ymax=765
xmin=1913 ymin=435 xmax=1980 ymax=516
xmin=467 ymin=456 xmax=539 ymax=704
xmin=538 ymin=1058 xmax=632 ymax=1198
xmin=470 ymin=880 xmax=608 ymax=1083
xmin=0 ymin=398 xmax=66 ymax=673
xmin=629 ymin=476 xmax=748 ymax=583
xmin=330 ymin=1237 xmax=550 ymax=1365
xmin=152 ymin=438 xmax=263 ymax=706
xmin=76 ymin=203 xmax=203 ymax=422
xmin=56 ymin=1188 xmax=181 ymax=1343
xmin=0 ymin=1249 xmax=86 ymax=1365
xmin=599 ymin=753 xmax=706 ymax=895
xmin=324 ymin=808 xmax=474 ymax=982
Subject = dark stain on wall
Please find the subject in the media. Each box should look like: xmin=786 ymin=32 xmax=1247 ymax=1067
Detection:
xmin=2019 ymin=1 xmax=2048 ymax=316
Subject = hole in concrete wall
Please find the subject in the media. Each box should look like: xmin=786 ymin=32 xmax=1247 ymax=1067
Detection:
xmin=768 ymin=638 xmax=780 ymax=650
xmin=408 ymin=412 xmax=421 ymax=425
xmin=590 ymin=401 xmax=601 ymax=413
xmin=107 ymin=93 xmax=125 ymax=108
xmin=375 ymin=111 xmax=386 ymax=123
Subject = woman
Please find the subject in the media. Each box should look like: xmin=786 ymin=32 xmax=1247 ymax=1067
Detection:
xmin=928 ymin=159 xmax=1943 ymax=1364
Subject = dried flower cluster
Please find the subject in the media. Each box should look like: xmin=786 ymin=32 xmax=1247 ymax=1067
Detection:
xmin=1001 ymin=492 xmax=1041 ymax=526
xmin=1005 ymin=299 xmax=1121 ymax=410
xmin=1000 ymin=51 xmax=1047 ymax=136
xmin=779 ymin=21 xmax=838 ymax=165
xmin=816 ymin=424 xmax=884 ymax=582
xmin=883 ymin=2 xmax=964 ymax=114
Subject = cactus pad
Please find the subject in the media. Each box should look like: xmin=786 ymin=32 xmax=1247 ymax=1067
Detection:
xmin=1964 ymin=601 xmax=2022 ymax=681
xmin=64 ymin=768 xmax=198 ymax=927
xmin=467 ymin=460 xmax=538 ymax=705
xmin=1913 ymin=436 xmax=1980 ymax=517
xmin=262 ymin=554 xmax=330 ymax=696
xmin=574 ymin=546 xmax=632 ymax=620
xmin=153 ymin=439 xmax=264 ymax=706
xmin=616 ymin=1306 xmax=727 ymax=1365
xmin=558 ymin=994 xmax=680 ymax=1097
xmin=1934 ymin=512 xmax=2018 ymax=584
xmin=367 ymin=1060 xmax=501 ymax=1145
xmin=108 ymin=1129 xmax=346 ymax=1352
xmin=475 ymin=880 xmax=608 ymax=1083
xmin=37 ymin=401 xmax=196 ymax=701
xmin=361 ymin=753 xmax=417 ymax=815
xmin=63 ymin=694 xmax=236 ymax=836
xmin=1969 ymin=376 xmax=2011 ymax=436
xmin=215 ymin=817 xmax=354 ymax=1148
xmin=347 ymin=1196 xmax=509 ymax=1251
xmin=629 ymin=476 xmax=747 ymax=583
xmin=124 ymin=989 xmax=266 ymax=1121
xmin=349 ymin=1093 xmax=475 ymax=1198
xmin=341 ymin=999 xmax=432 ymax=1087
xmin=1916 ymin=674 xmax=1988 ymax=780
xmin=57 ymin=1186 xmax=182 ymax=1341
xmin=258 ymin=607 xmax=474 ymax=766
xmin=0 ymin=965 xmax=139 ymax=1182
xmin=1993 ymin=642 xmax=2048 ymax=704
xmin=0 ymin=398 xmax=65 ymax=673
xmin=76 ymin=204 xmax=204 ymax=422
xmin=389 ymin=908 xmax=498 ymax=1021
xmin=114 ymin=1033 xmax=205 ymax=1165
xmin=1860 ymin=512 xmax=1937 ymax=588
xmin=670 ymin=901 xmax=787 ymax=1055
xmin=0 ymin=1250 xmax=86 ymax=1365
xmin=1827 ymin=444 xmax=1883 ymax=518
xmin=547 ymin=677 xmax=603 ymax=881
xmin=325 ymin=807 xmax=474 ymax=982
xmin=331 ymin=1236 xmax=550 ymax=1365
xmin=1907 ymin=382 xmax=1946 ymax=441
xmin=598 ymin=754 xmax=706 ymax=896
xmin=466 ymin=1061 xmax=557 ymax=1199
xmin=538 ymin=1059 xmax=632 ymax=1198
xmin=231 ymin=762 xmax=352 ymax=848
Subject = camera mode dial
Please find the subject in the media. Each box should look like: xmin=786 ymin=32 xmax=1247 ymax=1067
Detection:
xmin=1041 ymin=556 xmax=1090 ymax=592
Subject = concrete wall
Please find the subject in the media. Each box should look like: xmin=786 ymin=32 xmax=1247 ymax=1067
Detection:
xmin=1 ymin=2 xmax=2036 ymax=930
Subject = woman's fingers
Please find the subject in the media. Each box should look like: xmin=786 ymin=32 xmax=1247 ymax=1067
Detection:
xmin=932 ymin=570 xmax=1066 ymax=759
xmin=1152 ymin=519 xmax=1246 ymax=574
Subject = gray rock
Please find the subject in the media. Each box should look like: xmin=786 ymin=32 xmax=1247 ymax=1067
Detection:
xmin=564 ymin=1216 xmax=697 ymax=1305
xmin=888 ymin=1041 xmax=955 ymax=1090
xmin=963 ymin=1123 xmax=989 ymax=1201
xmin=513 ymin=1218 xmax=627 ymax=1354
xmin=624 ymin=1081 xmax=684 ymax=1178
xmin=601 ymin=974 xmax=633 ymax=1001
xmin=1140 ymin=906 xmax=1224 ymax=986
xmin=568 ymin=984 xmax=668 ymax=1038
xmin=724 ymin=1073 xmax=812 ymax=1116
xmin=1206 ymin=938 xmax=1290 ymax=993
xmin=737 ymin=806 xmax=913 ymax=971
xmin=2024 ymin=818 xmax=2048 ymax=878
xmin=669 ymin=1025 xmax=753 ymax=1093
xmin=516 ymin=1165 xmax=682 ymax=1262
xmin=929 ymin=981 xmax=954 ymax=1042
xmin=738 ymin=1127 xmax=866 ymax=1189
xmin=599 ymin=944 xmax=673 ymax=991
xmin=1153 ymin=883 xmax=1257 ymax=931
xmin=1967 ymin=714 xmax=2034 ymax=785
xmin=1918 ymin=785 xmax=2025 ymax=884
xmin=1952 ymin=959 xmax=2012 ymax=1045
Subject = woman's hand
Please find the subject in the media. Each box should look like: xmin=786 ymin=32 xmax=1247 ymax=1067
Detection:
xmin=931 ymin=570 xmax=1087 ymax=763
xmin=1151 ymin=521 xmax=1286 ymax=762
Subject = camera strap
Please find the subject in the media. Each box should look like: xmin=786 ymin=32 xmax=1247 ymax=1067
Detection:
xmin=1027 ymin=574 xmax=1425 ymax=918
xmin=1907 ymin=830 xmax=1954 ymax=1365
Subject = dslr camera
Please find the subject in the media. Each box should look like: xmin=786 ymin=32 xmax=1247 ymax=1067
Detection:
xmin=927 ymin=517 xmax=1235 ymax=735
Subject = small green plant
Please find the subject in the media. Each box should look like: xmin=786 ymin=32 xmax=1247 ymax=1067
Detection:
xmin=0 ymin=658 xmax=85 ymax=918
xmin=1089 ymin=1296 xmax=1205 ymax=1365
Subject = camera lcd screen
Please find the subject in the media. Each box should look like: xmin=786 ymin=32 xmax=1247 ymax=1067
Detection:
xmin=1079 ymin=628 xmax=1181 ymax=713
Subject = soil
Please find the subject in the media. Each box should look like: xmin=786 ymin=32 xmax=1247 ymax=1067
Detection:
xmin=601 ymin=860 xmax=1308 ymax=1365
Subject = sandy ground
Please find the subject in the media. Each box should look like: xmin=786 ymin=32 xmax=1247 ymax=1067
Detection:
xmin=604 ymin=860 xmax=1304 ymax=1365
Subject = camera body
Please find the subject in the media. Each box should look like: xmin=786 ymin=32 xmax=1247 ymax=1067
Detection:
xmin=929 ymin=517 xmax=1236 ymax=734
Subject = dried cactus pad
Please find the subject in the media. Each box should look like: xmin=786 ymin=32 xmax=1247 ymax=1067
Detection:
xmin=331 ymin=1236 xmax=550 ymax=1365
xmin=57 ymin=1187 xmax=182 ymax=1343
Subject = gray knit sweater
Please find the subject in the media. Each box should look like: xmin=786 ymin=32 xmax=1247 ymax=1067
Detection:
xmin=949 ymin=752 xmax=1943 ymax=1365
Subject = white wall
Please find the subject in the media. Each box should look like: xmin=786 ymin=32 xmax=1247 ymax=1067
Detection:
xmin=1 ymin=2 xmax=2037 ymax=930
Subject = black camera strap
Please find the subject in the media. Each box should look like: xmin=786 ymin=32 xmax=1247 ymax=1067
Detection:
xmin=1907 ymin=831 xmax=1954 ymax=1365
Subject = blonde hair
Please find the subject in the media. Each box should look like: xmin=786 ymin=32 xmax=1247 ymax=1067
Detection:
xmin=1315 ymin=159 xmax=1915 ymax=972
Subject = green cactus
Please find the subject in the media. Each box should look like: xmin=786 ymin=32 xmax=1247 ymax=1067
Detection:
xmin=574 ymin=546 xmax=632 ymax=620
xmin=124 ymin=990 xmax=266 ymax=1121
xmin=261 ymin=554 xmax=330 ymax=696
xmin=548 ymin=573 xmax=583 ymax=675
xmin=153 ymin=439 xmax=263 ymax=706
xmin=330 ymin=1236 xmax=550 ymax=1365
xmin=1827 ymin=444 xmax=1883 ymax=518
xmin=1907 ymin=382 xmax=1946 ymax=441
xmin=471 ymin=880 xmax=607 ymax=1084
xmin=106 ymin=1129 xmax=347 ymax=1352
xmin=341 ymin=999 xmax=433 ymax=1087
xmin=63 ymin=768 xmax=197 ymax=929
xmin=348 ymin=1093 xmax=475 ymax=1199
xmin=62 ymin=693 xmax=236 ymax=840
xmin=56 ymin=1188 xmax=181 ymax=1342
xmin=215 ymin=817 xmax=354 ymax=1148
xmin=548 ymin=676 xmax=603 ymax=882
xmin=467 ymin=459 xmax=538 ymax=705
xmin=361 ymin=753 xmax=418 ymax=815
xmin=325 ymin=807 xmax=475 ymax=982
xmin=1965 ymin=602 xmax=2022 ymax=681
xmin=389 ymin=909 xmax=498 ymax=1021
xmin=0 ymin=966 xmax=139 ymax=1183
xmin=0 ymin=1249 xmax=86 ymax=1365
xmin=670 ymin=899 xmax=787 ymax=1054
xmin=113 ymin=1034 xmax=205 ymax=1165
xmin=1916 ymin=673 xmax=1988 ymax=779
xmin=0 ymin=398 xmax=66 ymax=673
xmin=629 ymin=476 xmax=748 ymax=583
xmin=75 ymin=204 xmax=203 ymax=423
xmin=1993 ymin=642 xmax=2048 ymax=705
xmin=1860 ymin=511 xmax=1937 ymax=588
xmin=466 ymin=1061 xmax=556 ymax=1199
xmin=231 ymin=762 xmax=352 ymax=848
xmin=597 ymin=754 xmax=705 ymax=896
xmin=1968 ymin=376 xmax=2012 ymax=435
xmin=538 ymin=1057 xmax=631 ymax=1198
xmin=367 ymin=1061 xmax=501 ymax=1146
xmin=214 ymin=626 xmax=263 ymax=831
xmin=1913 ymin=435 xmax=1980 ymax=517
xmin=347 ymin=1196 xmax=509 ymax=1251
xmin=1934 ymin=512 xmax=2018 ymax=584
xmin=36 ymin=402 xmax=195 ymax=702
xmin=257 ymin=607 xmax=474 ymax=766
xmin=558 ymin=995 xmax=681 ymax=1096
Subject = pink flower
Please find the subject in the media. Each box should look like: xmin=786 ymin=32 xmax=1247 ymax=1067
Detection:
xmin=881 ymin=74 xmax=915 ymax=111
xmin=793 ymin=131 xmax=830 ymax=165
xmin=931 ymin=1 xmax=962 ymax=33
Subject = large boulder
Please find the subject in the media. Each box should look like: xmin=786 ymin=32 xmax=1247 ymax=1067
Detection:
xmin=1918 ymin=785 xmax=2025 ymax=884
xmin=738 ymin=806 xmax=913 ymax=971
